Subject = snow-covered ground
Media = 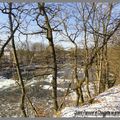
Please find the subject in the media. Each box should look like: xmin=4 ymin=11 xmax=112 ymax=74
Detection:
xmin=61 ymin=84 xmax=120 ymax=117
xmin=40 ymin=84 xmax=67 ymax=92
xmin=68 ymin=82 xmax=95 ymax=101
xmin=0 ymin=76 xmax=16 ymax=91
xmin=0 ymin=76 xmax=39 ymax=90
xmin=44 ymin=74 xmax=71 ymax=84
xmin=25 ymin=78 xmax=38 ymax=87
xmin=2 ymin=74 xmax=120 ymax=117
xmin=0 ymin=75 xmax=69 ymax=92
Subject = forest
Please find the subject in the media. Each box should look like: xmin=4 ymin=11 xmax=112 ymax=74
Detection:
xmin=0 ymin=2 xmax=120 ymax=117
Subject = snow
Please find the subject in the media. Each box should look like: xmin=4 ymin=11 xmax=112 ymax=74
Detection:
xmin=69 ymin=91 xmax=77 ymax=101
xmin=57 ymin=87 xmax=67 ymax=92
xmin=44 ymin=74 xmax=70 ymax=84
xmin=25 ymin=79 xmax=38 ymax=87
xmin=0 ymin=74 xmax=69 ymax=92
xmin=0 ymin=76 xmax=39 ymax=90
xmin=42 ymin=85 xmax=52 ymax=90
xmin=45 ymin=75 xmax=53 ymax=83
xmin=61 ymin=85 xmax=120 ymax=117
xmin=68 ymin=82 xmax=95 ymax=101
xmin=41 ymin=84 xmax=67 ymax=92
xmin=0 ymin=76 xmax=16 ymax=90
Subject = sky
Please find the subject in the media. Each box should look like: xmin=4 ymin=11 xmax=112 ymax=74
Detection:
xmin=0 ymin=2 xmax=120 ymax=49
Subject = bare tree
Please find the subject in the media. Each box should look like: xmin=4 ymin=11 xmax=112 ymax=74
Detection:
xmin=36 ymin=2 xmax=60 ymax=111
xmin=61 ymin=17 xmax=84 ymax=105
xmin=85 ymin=2 xmax=120 ymax=94
xmin=8 ymin=3 xmax=27 ymax=117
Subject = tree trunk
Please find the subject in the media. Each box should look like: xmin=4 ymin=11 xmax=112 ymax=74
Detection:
xmin=76 ymin=81 xmax=84 ymax=106
xmin=74 ymin=44 xmax=84 ymax=106
xmin=84 ymin=65 xmax=91 ymax=99
xmin=98 ymin=51 xmax=103 ymax=94
xmin=8 ymin=3 xmax=27 ymax=117
xmin=84 ymin=25 xmax=91 ymax=100
xmin=38 ymin=3 xmax=58 ymax=111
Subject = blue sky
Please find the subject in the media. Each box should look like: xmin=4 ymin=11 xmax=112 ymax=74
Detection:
xmin=0 ymin=2 xmax=120 ymax=49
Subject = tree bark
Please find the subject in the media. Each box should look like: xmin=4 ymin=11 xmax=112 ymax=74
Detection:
xmin=84 ymin=25 xmax=91 ymax=100
xmin=74 ymin=44 xmax=84 ymax=106
xmin=8 ymin=3 xmax=27 ymax=117
xmin=38 ymin=3 xmax=59 ymax=111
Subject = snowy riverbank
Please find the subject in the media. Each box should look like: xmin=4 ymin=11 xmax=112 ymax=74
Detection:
xmin=61 ymin=85 xmax=120 ymax=117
